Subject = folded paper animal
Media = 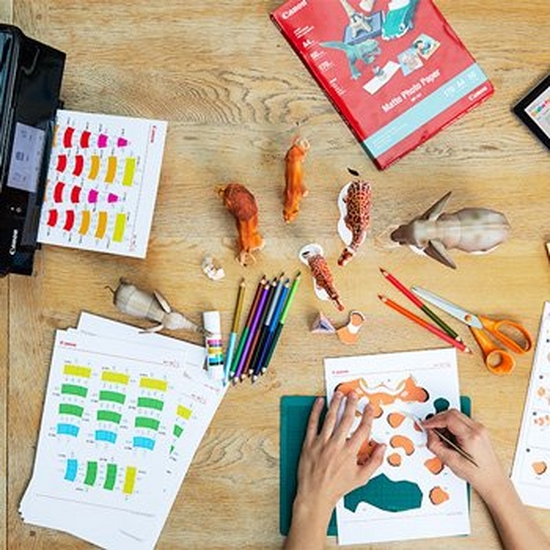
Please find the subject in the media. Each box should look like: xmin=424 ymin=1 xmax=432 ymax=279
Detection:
xmin=390 ymin=191 xmax=510 ymax=269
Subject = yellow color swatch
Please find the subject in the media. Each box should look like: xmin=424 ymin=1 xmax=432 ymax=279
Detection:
xmin=63 ymin=364 xmax=92 ymax=378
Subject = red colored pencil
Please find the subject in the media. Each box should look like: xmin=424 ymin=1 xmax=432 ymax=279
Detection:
xmin=378 ymin=295 xmax=471 ymax=354
xmin=379 ymin=267 xmax=462 ymax=342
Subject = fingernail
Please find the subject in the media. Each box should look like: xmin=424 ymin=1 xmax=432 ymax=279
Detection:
xmin=348 ymin=391 xmax=358 ymax=400
xmin=334 ymin=391 xmax=343 ymax=399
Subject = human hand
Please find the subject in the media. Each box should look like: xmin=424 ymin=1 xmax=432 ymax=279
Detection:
xmin=294 ymin=391 xmax=386 ymax=524
xmin=422 ymin=409 xmax=508 ymax=500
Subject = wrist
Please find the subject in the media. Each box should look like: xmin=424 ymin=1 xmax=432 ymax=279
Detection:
xmin=292 ymin=492 xmax=333 ymax=532
xmin=476 ymin=474 xmax=516 ymax=508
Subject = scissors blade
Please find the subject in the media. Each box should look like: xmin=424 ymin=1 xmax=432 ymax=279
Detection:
xmin=410 ymin=287 xmax=484 ymax=329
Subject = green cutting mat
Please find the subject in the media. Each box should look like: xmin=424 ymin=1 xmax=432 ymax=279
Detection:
xmin=279 ymin=395 xmax=471 ymax=536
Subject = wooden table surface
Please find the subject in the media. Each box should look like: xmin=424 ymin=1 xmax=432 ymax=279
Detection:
xmin=1 ymin=0 xmax=550 ymax=548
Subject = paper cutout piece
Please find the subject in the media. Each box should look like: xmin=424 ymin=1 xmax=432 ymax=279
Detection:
xmin=201 ymin=255 xmax=225 ymax=281
xmin=390 ymin=435 xmax=415 ymax=456
xmin=532 ymin=461 xmax=548 ymax=476
xmin=336 ymin=376 xmax=430 ymax=418
xmin=388 ymin=453 xmax=402 ymax=467
xmin=425 ymin=456 xmax=445 ymax=475
xmin=310 ymin=311 xmax=336 ymax=334
xmin=433 ymin=397 xmax=450 ymax=413
xmin=387 ymin=412 xmax=406 ymax=428
xmin=344 ymin=474 xmax=422 ymax=513
xmin=336 ymin=310 xmax=366 ymax=344
xmin=429 ymin=486 xmax=450 ymax=505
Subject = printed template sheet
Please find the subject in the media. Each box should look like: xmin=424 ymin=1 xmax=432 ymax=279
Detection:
xmin=37 ymin=110 xmax=167 ymax=258
xmin=324 ymin=347 xmax=470 ymax=545
xmin=512 ymin=301 xmax=550 ymax=509
xmin=21 ymin=314 xmax=226 ymax=549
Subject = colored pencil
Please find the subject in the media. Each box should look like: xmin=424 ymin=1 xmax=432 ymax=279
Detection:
xmin=252 ymin=277 xmax=290 ymax=379
xmin=229 ymin=275 xmax=266 ymax=380
xmin=223 ymin=278 xmax=246 ymax=385
xmin=247 ymin=273 xmax=285 ymax=377
xmin=378 ymin=294 xmax=471 ymax=354
xmin=380 ymin=267 xmax=462 ymax=342
xmin=242 ymin=275 xmax=279 ymax=378
xmin=257 ymin=271 xmax=301 ymax=380
xmin=234 ymin=280 xmax=270 ymax=380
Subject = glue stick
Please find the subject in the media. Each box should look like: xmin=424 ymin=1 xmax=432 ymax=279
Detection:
xmin=203 ymin=311 xmax=224 ymax=381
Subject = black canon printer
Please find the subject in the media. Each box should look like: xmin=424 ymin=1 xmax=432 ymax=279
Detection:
xmin=0 ymin=24 xmax=65 ymax=276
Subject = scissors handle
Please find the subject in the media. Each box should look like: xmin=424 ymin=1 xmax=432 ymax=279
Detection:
xmin=479 ymin=316 xmax=533 ymax=354
xmin=470 ymin=326 xmax=516 ymax=376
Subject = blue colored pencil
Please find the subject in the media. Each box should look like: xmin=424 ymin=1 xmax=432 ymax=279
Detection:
xmin=256 ymin=271 xmax=301 ymax=381
xmin=245 ymin=274 xmax=283 ymax=378
xmin=234 ymin=280 xmax=270 ymax=380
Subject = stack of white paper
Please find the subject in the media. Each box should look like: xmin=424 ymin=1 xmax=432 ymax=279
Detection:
xmin=20 ymin=312 xmax=227 ymax=549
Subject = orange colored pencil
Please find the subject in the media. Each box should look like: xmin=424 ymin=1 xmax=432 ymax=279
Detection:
xmin=378 ymin=295 xmax=471 ymax=354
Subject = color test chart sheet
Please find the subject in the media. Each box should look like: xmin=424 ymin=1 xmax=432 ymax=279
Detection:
xmin=20 ymin=314 xmax=227 ymax=550
xmin=324 ymin=348 xmax=470 ymax=546
xmin=37 ymin=110 xmax=167 ymax=258
xmin=511 ymin=301 xmax=550 ymax=509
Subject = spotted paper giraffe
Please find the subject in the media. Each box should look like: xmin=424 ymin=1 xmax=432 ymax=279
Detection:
xmin=338 ymin=179 xmax=372 ymax=266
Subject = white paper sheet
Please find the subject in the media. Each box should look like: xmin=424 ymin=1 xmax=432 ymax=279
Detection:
xmin=511 ymin=301 xmax=550 ymax=509
xmin=324 ymin=347 xmax=470 ymax=545
xmin=20 ymin=314 xmax=227 ymax=549
xmin=37 ymin=110 xmax=167 ymax=258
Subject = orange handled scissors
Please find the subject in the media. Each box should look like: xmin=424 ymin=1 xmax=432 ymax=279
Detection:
xmin=411 ymin=286 xmax=533 ymax=375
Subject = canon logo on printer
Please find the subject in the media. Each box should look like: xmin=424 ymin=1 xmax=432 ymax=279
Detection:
xmin=282 ymin=0 xmax=307 ymax=19
xmin=9 ymin=229 xmax=18 ymax=256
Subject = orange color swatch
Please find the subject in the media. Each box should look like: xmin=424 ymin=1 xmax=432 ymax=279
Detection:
xmin=387 ymin=453 xmax=402 ymax=467
xmin=532 ymin=461 xmax=548 ymax=476
xmin=429 ymin=486 xmax=450 ymax=505
xmin=390 ymin=435 xmax=415 ymax=456
xmin=425 ymin=456 xmax=445 ymax=475
xmin=387 ymin=412 xmax=406 ymax=428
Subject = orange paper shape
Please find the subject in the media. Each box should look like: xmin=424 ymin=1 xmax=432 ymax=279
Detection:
xmin=336 ymin=376 xmax=429 ymax=418
xmin=218 ymin=183 xmax=265 ymax=266
xmin=429 ymin=486 xmax=450 ymax=505
xmin=387 ymin=452 xmax=402 ymax=467
xmin=425 ymin=456 xmax=445 ymax=475
xmin=532 ymin=461 xmax=548 ymax=476
xmin=390 ymin=435 xmax=415 ymax=456
xmin=337 ymin=310 xmax=365 ymax=344
xmin=387 ymin=412 xmax=406 ymax=428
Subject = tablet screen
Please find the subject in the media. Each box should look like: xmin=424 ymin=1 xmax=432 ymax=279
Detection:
xmin=513 ymin=74 xmax=550 ymax=150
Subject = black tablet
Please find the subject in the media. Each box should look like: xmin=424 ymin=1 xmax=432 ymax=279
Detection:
xmin=513 ymin=73 xmax=550 ymax=150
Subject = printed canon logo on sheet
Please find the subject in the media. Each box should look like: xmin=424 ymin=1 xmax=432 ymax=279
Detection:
xmin=282 ymin=0 xmax=307 ymax=19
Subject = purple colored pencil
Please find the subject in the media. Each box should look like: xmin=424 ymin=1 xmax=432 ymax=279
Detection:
xmin=234 ymin=281 xmax=270 ymax=379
